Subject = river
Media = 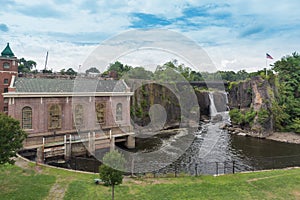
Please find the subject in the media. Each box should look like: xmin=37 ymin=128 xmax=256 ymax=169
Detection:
xmin=132 ymin=119 xmax=300 ymax=175
xmin=47 ymin=92 xmax=300 ymax=175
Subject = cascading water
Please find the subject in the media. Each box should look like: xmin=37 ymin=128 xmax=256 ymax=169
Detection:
xmin=209 ymin=91 xmax=230 ymax=122
xmin=208 ymin=92 xmax=218 ymax=117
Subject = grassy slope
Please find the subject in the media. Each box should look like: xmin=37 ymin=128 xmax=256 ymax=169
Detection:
xmin=1 ymin=161 xmax=300 ymax=200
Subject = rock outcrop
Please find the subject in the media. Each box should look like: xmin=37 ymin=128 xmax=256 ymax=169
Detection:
xmin=228 ymin=76 xmax=275 ymax=137
xmin=127 ymin=80 xmax=229 ymax=128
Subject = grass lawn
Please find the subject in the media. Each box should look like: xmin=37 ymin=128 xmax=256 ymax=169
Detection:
xmin=1 ymin=158 xmax=300 ymax=200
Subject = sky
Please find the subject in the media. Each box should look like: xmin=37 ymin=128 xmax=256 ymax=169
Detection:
xmin=0 ymin=0 xmax=299 ymax=72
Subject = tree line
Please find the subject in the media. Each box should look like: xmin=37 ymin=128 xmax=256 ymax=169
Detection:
xmin=96 ymin=60 xmax=274 ymax=82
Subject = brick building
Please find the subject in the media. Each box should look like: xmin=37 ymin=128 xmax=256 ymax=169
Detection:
xmin=3 ymin=77 xmax=135 ymax=159
xmin=0 ymin=43 xmax=18 ymax=113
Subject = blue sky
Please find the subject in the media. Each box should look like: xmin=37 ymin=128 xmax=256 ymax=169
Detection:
xmin=0 ymin=0 xmax=299 ymax=72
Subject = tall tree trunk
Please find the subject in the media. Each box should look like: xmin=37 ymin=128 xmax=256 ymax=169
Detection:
xmin=112 ymin=184 xmax=114 ymax=200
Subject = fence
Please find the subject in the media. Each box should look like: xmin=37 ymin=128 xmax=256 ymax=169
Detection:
xmin=54 ymin=154 xmax=300 ymax=177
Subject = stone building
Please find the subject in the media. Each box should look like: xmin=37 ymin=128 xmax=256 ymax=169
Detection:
xmin=0 ymin=43 xmax=18 ymax=113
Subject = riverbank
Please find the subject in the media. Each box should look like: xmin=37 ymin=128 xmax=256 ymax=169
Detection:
xmin=267 ymin=132 xmax=300 ymax=144
xmin=224 ymin=124 xmax=300 ymax=144
xmin=2 ymin=157 xmax=300 ymax=199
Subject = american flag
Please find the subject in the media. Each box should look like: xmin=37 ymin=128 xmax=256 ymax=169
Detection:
xmin=266 ymin=53 xmax=273 ymax=59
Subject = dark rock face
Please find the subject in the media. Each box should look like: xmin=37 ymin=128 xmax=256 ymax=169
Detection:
xmin=128 ymin=81 xmax=225 ymax=127
xmin=130 ymin=82 xmax=181 ymax=128
xmin=212 ymin=92 xmax=228 ymax=112
xmin=250 ymin=76 xmax=274 ymax=135
xmin=228 ymin=81 xmax=252 ymax=109
xmin=195 ymin=91 xmax=210 ymax=116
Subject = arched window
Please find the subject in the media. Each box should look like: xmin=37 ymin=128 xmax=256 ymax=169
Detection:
xmin=48 ymin=104 xmax=61 ymax=129
xmin=96 ymin=102 xmax=106 ymax=124
xmin=116 ymin=103 xmax=122 ymax=121
xmin=3 ymin=62 xmax=10 ymax=69
xmin=74 ymin=104 xmax=84 ymax=127
xmin=22 ymin=107 xmax=32 ymax=129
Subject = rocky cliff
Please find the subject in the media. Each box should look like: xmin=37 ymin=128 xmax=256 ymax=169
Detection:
xmin=228 ymin=76 xmax=275 ymax=136
xmin=127 ymin=80 xmax=228 ymax=128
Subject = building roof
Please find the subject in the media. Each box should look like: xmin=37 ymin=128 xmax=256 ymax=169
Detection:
xmin=13 ymin=78 xmax=129 ymax=93
xmin=1 ymin=43 xmax=15 ymax=57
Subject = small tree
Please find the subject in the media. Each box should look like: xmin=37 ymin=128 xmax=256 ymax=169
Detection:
xmin=99 ymin=150 xmax=126 ymax=200
xmin=86 ymin=67 xmax=100 ymax=74
xmin=65 ymin=67 xmax=77 ymax=76
xmin=0 ymin=113 xmax=27 ymax=165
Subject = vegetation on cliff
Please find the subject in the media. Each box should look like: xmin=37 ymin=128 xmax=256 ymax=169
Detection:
xmin=272 ymin=52 xmax=300 ymax=133
xmin=228 ymin=52 xmax=300 ymax=134
xmin=104 ymin=57 xmax=299 ymax=133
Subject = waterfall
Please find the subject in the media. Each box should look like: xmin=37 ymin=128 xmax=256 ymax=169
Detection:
xmin=208 ymin=92 xmax=218 ymax=117
xmin=208 ymin=91 xmax=230 ymax=122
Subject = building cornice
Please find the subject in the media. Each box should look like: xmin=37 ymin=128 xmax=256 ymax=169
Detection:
xmin=3 ymin=92 xmax=134 ymax=98
xmin=0 ymin=71 xmax=18 ymax=73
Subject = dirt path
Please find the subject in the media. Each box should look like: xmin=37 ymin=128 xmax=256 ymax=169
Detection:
xmin=15 ymin=156 xmax=69 ymax=200
xmin=45 ymin=181 xmax=68 ymax=200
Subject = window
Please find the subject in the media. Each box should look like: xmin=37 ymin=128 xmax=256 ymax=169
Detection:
xmin=95 ymin=102 xmax=106 ymax=124
xmin=3 ymin=106 xmax=8 ymax=112
xmin=116 ymin=103 xmax=123 ymax=121
xmin=4 ymin=79 xmax=8 ymax=84
xmin=22 ymin=107 xmax=32 ymax=129
xmin=3 ymin=62 xmax=10 ymax=69
xmin=48 ymin=104 xmax=61 ymax=129
xmin=74 ymin=104 xmax=84 ymax=127
xmin=3 ymin=88 xmax=8 ymax=93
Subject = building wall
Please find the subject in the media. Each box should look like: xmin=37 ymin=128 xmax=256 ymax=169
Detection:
xmin=8 ymin=95 xmax=131 ymax=136
xmin=0 ymin=57 xmax=18 ymax=113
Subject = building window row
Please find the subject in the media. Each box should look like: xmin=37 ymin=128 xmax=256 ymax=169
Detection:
xmin=21 ymin=102 xmax=124 ymax=130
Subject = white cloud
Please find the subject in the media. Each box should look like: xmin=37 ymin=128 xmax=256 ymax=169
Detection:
xmin=1 ymin=0 xmax=300 ymax=72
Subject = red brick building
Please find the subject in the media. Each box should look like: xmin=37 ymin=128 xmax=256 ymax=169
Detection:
xmin=3 ymin=77 xmax=135 ymax=152
xmin=0 ymin=43 xmax=18 ymax=113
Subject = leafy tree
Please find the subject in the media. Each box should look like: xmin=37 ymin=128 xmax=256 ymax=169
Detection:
xmin=272 ymin=52 xmax=300 ymax=132
xmin=42 ymin=69 xmax=53 ymax=74
xmin=290 ymin=118 xmax=300 ymax=133
xmin=190 ymin=70 xmax=203 ymax=81
xmin=18 ymin=58 xmax=37 ymax=73
xmin=86 ymin=67 xmax=100 ymax=74
xmin=257 ymin=108 xmax=269 ymax=125
xmin=229 ymin=108 xmax=244 ymax=126
xmin=122 ymin=67 xmax=153 ymax=80
xmin=60 ymin=68 xmax=65 ymax=75
xmin=154 ymin=61 xmax=190 ymax=82
xmin=99 ymin=150 xmax=126 ymax=200
xmin=229 ymin=108 xmax=256 ymax=128
xmin=106 ymin=61 xmax=132 ymax=78
xmin=65 ymin=68 xmax=77 ymax=76
xmin=0 ymin=113 xmax=27 ymax=165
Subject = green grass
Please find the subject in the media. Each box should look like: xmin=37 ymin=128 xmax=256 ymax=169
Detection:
xmin=1 ymin=160 xmax=300 ymax=200
xmin=0 ymin=164 xmax=55 ymax=200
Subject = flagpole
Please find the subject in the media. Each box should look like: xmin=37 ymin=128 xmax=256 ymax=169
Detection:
xmin=265 ymin=56 xmax=268 ymax=77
